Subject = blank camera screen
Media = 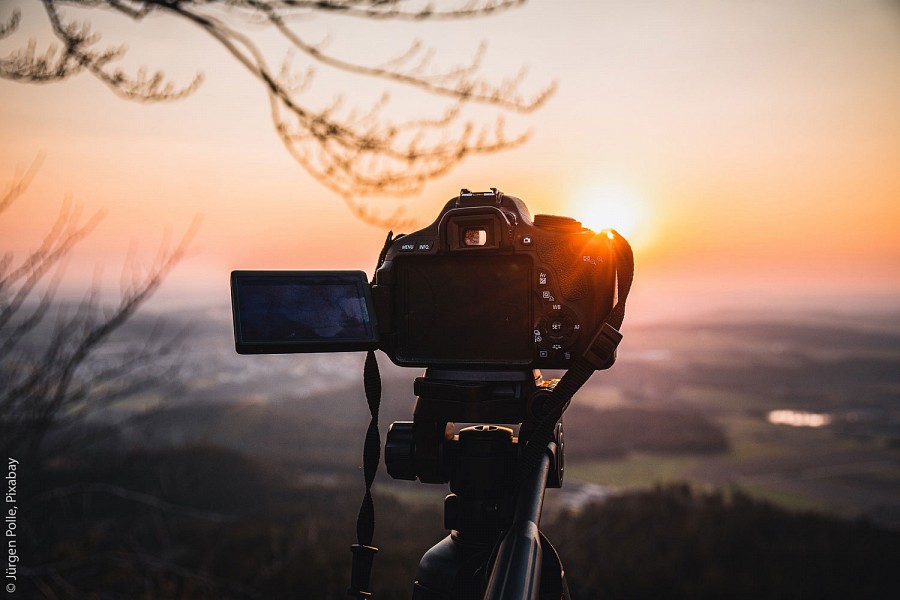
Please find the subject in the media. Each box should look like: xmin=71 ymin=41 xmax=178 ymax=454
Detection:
xmin=236 ymin=274 xmax=374 ymax=345
xmin=398 ymin=255 xmax=531 ymax=363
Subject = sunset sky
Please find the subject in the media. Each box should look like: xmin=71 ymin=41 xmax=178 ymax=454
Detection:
xmin=2 ymin=0 xmax=899 ymax=323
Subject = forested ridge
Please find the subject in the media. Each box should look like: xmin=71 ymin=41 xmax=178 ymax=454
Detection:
xmin=18 ymin=444 xmax=899 ymax=599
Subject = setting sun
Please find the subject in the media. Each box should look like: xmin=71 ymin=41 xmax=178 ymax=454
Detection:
xmin=569 ymin=183 xmax=651 ymax=247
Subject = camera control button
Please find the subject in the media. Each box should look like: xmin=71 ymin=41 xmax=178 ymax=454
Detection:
xmin=537 ymin=271 xmax=549 ymax=287
xmin=399 ymin=241 xmax=417 ymax=252
xmin=539 ymin=307 xmax=579 ymax=342
xmin=416 ymin=240 xmax=434 ymax=252
xmin=520 ymin=235 xmax=534 ymax=246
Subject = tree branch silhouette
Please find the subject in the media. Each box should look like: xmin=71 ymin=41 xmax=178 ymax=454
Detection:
xmin=1 ymin=0 xmax=555 ymax=227
xmin=0 ymin=156 xmax=199 ymax=464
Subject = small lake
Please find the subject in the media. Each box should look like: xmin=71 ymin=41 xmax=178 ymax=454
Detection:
xmin=767 ymin=409 xmax=832 ymax=428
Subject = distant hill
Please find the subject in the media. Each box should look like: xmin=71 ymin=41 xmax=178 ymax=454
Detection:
xmin=84 ymin=305 xmax=900 ymax=526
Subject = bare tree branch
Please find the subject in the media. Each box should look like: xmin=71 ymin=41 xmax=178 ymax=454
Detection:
xmin=1 ymin=0 xmax=555 ymax=225
xmin=1 ymin=1 xmax=204 ymax=100
xmin=0 ymin=197 xmax=105 ymax=326
xmin=0 ymin=8 xmax=21 ymax=40
xmin=0 ymin=158 xmax=198 ymax=464
xmin=0 ymin=150 xmax=42 ymax=213
xmin=232 ymin=0 xmax=530 ymax=22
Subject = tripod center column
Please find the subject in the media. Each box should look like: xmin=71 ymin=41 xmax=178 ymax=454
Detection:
xmin=446 ymin=425 xmax=517 ymax=539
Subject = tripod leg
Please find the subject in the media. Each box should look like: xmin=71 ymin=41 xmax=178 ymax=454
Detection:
xmin=539 ymin=531 xmax=571 ymax=600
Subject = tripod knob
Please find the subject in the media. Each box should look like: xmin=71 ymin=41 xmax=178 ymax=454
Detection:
xmin=385 ymin=421 xmax=416 ymax=480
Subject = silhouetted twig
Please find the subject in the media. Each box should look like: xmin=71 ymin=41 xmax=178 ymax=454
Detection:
xmin=1 ymin=1 xmax=555 ymax=226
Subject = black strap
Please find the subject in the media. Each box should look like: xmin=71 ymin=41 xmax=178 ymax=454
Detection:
xmin=517 ymin=229 xmax=635 ymax=482
xmin=348 ymin=350 xmax=382 ymax=598
xmin=348 ymin=232 xmax=394 ymax=599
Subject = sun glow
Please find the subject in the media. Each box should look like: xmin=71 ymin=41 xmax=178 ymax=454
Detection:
xmin=569 ymin=183 xmax=651 ymax=247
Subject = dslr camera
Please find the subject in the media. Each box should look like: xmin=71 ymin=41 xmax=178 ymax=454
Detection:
xmin=231 ymin=188 xmax=618 ymax=370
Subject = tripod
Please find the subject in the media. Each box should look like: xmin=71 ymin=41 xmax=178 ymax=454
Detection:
xmin=348 ymin=226 xmax=632 ymax=598
xmin=385 ymin=369 xmax=571 ymax=600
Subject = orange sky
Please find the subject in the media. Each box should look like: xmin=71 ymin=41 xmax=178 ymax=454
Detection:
xmin=2 ymin=0 xmax=899 ymax=322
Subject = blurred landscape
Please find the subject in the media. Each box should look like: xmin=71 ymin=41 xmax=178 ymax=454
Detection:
xmin=19 ymin=304 xmax=899 ymax=597
xmin=114 ymin=303 xmax=900 ymax=526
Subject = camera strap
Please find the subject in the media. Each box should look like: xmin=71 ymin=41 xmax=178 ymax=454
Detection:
xmin=348 ymin=350 xmax=382 ymax=598
xmin=518 ymin=229 xmax=635 ymax=482
xmin=348 ymin=232 xmax=395 ymax=598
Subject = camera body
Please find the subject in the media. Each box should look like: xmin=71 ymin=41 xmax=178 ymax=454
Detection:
xmin=231 ymin=188 xmax=617 ymax=370
xmin=372 ymin=188 xmax=616 ymax=369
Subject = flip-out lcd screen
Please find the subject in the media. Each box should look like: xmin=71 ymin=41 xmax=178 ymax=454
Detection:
xmin=231 ymin=271 xmax=378 ymax=354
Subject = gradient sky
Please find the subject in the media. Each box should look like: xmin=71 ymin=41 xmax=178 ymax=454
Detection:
xmin=2 ymin=0 xmax=899 ymax=322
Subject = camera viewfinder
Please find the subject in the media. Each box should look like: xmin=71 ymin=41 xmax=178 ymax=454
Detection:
xmin=464 ymin=228 xmax=488 ymax=246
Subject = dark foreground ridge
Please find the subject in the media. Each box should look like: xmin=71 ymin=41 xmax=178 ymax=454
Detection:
xmin=17 ymin=445 xmax=900 ymax=599
xmin=10 ymin=306 xmax=900 ymax=597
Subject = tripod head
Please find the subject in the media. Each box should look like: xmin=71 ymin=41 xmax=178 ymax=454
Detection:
xmin=385 ymin=369 xmax=564 ymax=487
xmin=384 ymin=369 xmax=567 ymax=599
